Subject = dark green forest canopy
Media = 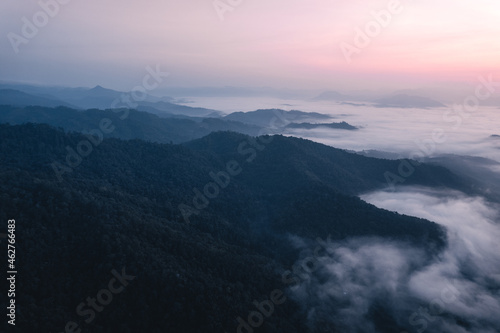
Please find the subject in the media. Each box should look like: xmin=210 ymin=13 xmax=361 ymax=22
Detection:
xmin=0 ymin=105 xmax=262 ymax=144
xmin=0 ymin=123 xmax=466 ymax=332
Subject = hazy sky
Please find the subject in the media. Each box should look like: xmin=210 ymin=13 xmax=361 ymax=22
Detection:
xmin=1 ymin=0 xmax=499 ymax=91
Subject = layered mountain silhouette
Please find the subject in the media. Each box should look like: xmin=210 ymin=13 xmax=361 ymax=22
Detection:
xmin=0 ymin=89 xmax=75 ymax=108
xmin=285 ymin=121 xmax=358 ymax=130
xmin=0 ymin=105 xmax=260 ymax=143
xmin=0 ymin=85 xmax=483 ymax=332
xmin=0 ymin=105 xmax=355 ymax=142
xmin=0 ymin=85 xmax=217 ymax=117
xmin=374 ymin=94 xmax=446 ymax=108
xmin=0 ymin=122 xmax=470 ymax=332
xmin=310 ymin=90 xmax=446 ymax=108
xmin=223 ymin=109 xmax=331 ymax=127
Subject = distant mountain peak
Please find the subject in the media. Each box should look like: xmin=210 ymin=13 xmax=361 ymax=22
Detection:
xmin=285 ymin=121 xmax=358 ymax=131
xmin=312 ymin=90 xmax=350 ymax=101
xmin=89 ymin=85 xmax=111 ymax=92
xmin=375 ymin=94 xmax=446 ymax=108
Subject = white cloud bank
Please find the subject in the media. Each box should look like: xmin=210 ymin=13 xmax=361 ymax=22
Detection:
xmin=289 ymin=188 xmax=500 ymax=333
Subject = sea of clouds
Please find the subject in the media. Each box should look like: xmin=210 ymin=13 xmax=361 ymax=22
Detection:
xmin=287 ymin=188 xmax=500 ymax=332
xmin=187 ymin=96 xmax=500 ymax=332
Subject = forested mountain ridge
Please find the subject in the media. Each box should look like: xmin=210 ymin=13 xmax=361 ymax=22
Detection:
xmin=0 ymin=123 xmax=463 ymax=332
xmin=223 ymin=109 xmax=331 ymax=127
xmin=0 ymin=105 xmax=360 ymax=146
xmin=0 ymin=89 xmax=76 ymax=108
xmin=0 ymin=105 xmax=261 ymax=143
xmin=185 ymin=131 xmax=472 ymax=196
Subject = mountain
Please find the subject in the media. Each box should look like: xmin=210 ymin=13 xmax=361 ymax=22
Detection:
xmin=356 ymin=149 xmax=403 ymax=160
xmin=423 ymin=154 xmax=500 ymax=203
xmin=0 ymin=123 xmax=467 ymax=332
xmin=0 ymin=89 xmax=74 ymax=108
xmin=185 ymin=132 xmax=472 ymax=197
xmin=374 ymin=94 xmax=446 ymax=108
xmin=62 ymin=85 xmax=122 ymax=109
xmin=136 ymin=100 xmax=221 ymax=118
xmin=0 ymin=83 xmax=213 ymax=116
xmin=285 ymin=121 xmax=358 ymax=130
xmin=56 ymin=86 xmax=220 ymax=117
xmin=0 ymin=105 xmax=261 ymax=143
xmin=0 ymin=82 xmax=88 ymax=100
xmin=0 ymin=105 xmax=472 ymax=196
xmin=311 ymin=91 xmax=447 ymax=108
xmin=0 ymin=84 xmax=123 ymax=109
xmin=311 ymin=90 xmax=352 ymax=101
xmin=224 ymin=109 xmax=331 ymax=128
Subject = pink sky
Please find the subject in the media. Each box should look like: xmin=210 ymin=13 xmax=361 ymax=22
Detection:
xmin=1 ymin=0 xmax=499 ymax=91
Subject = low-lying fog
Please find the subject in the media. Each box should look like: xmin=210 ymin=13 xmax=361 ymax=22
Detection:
xmin=184 ymin=97 xmax=500 ymax=163
xmin=289 ymin=188 xmax=500 ymax=332
xmin=185 ymin=96 xmax=500 ymax=332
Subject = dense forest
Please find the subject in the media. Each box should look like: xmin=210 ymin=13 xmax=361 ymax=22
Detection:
xmin=0 ymin=123 xmax=471 ymax=332
xmin=0 ymin=105 xmax=262 ymax=144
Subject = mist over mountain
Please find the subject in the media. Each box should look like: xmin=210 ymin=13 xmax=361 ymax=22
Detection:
xmin=136 ymin=101 xmax=221 ymax=118
xmin=3 ymin=0 xmax=500 ymax=331
xmin=0 ymin=89 xmax=75 ymax=108
xmin=284 ymin=121 xmax=358 ymax=131
xmin=311 ymin=90 xmax=354 ymax=101
xmin=0 ymin=83 xmax=217 ymax=117
xmin=374 ymin=94 xmax=446 ymax=108
xmin=223 ymin=109 xmax=331 ymax=127
xmin=0 ymin=105 xmax=261 ymax=143
xmin=0 ymin=122 xmax=468 ymax=332
xmin=151 ymin=86 xmax=313 ymax=99
xmin=310 ymin=90 xmax=447 ymax=109
xmin=58 ymin=85 xmax=123 ymax=109
xmin=0 ymin=83 xmax=498 ymax=333
xmin=423 ymin=155 xmax=500 ymax=203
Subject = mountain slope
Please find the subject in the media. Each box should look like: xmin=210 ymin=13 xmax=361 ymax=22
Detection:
xmin=185 ymin=131 xmax=472 ymax=196
xmin=375 ymin=94 xmax=446 ymax=108
xmin=0 ymin=89 xmax=74 ymax=108
xmin=0 ymin=105 xmax=261 ymax=143
xmin=137 ymin=101 xmax=221 ymax=117
xmin=224 ymin=109 xmax=331 ymax=128
xmin=60 ymin=85 xmax=122 ymax=109
xmin=0 ymin=123 xmax=454 ymax=332
xmin=285 ymin=121 xmax=358 ymax=130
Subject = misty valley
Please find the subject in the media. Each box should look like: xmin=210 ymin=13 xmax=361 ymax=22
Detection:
xmin=0 ymin=82 xmax=499 ymax=333
xmin=4 ymin=1 xmax=500 ymax=331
